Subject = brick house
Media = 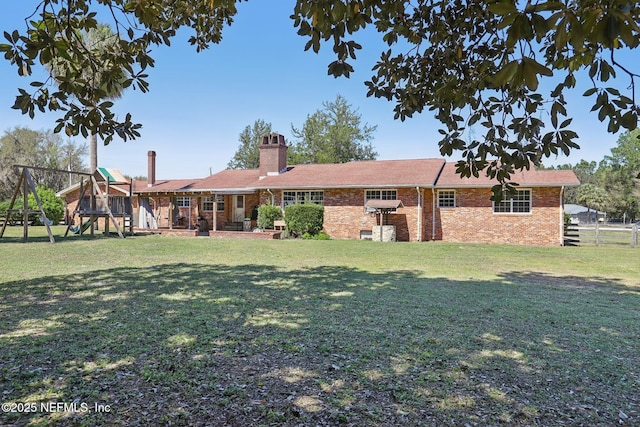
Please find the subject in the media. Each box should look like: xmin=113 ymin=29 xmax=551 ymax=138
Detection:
xmin=128 ymin=133 xmax=579 ymax=245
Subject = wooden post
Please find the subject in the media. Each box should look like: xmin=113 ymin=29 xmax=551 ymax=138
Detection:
xmin=595 ymin=221 xmax=600 ymax=246
xmin=0 ymin=169 xmax=24 ymax=240
xmin=24 ymin=169 xmax=55 ymax=243
xmin=23 ymin=173 xmax=29 ymax=241
xmin=633 ymin=224 xmax=638 ymax=247
xmin=104 ymin=179 xmax=110 ymax=235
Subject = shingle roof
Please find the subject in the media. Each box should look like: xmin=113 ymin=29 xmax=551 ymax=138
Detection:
xmin=255 ymin=158 xmax=446 ymax=189
xmin=435 ymin=162 xmax=580 ymax=187
xmin=133 ymin=178 xmax=201 ymax=194
xmin=192 ymin=169 xmax=262 ymax=192
xmin=132 ymin=158 xmax=579 ymax=195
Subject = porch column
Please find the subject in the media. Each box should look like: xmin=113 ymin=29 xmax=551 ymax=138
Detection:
xmin=213 ymin=194 xmax=218 ymax=231
xmin=169 ymin=196 xmax=174 ymax=230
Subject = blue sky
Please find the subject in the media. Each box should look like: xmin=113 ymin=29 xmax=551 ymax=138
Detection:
xmin=0 ymin=2 xmax=632 ymax=179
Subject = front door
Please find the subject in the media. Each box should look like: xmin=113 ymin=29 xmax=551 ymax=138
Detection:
xmin=232 ymin=195 xmax=245 ymax=222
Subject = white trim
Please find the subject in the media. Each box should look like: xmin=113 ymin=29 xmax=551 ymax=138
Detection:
xmin=492 ymin=188 xmax=532 ymax=214
xmin=364 ymin=189 xmax=398 ymax=213
xmin=437 ymin=189 xmax=456 ymax=208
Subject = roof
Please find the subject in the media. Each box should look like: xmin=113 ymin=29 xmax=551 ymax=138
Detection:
xmin=436 ymin=162 xmax=580 ymax=187
xmin=131 ymin=158 xmax=579 ymax=196
xmin=97 ymin=167 xmax=128 ymax=184
xmin=255 ymin=158 xmax=446 ymax=189
xmin=56 ymin=167 xmax=131 ymax=197
xmin=192 ymin=169 xmax=262 ymax=193
xmin=565 ymin=204 xmax=606 ymax=215
xmin=365 ymin=199 xmax=404 ymax=210
xmin=134 ymin=178 xmax=201 ymax=194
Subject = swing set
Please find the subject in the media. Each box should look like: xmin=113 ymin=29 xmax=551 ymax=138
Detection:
xmin=0 ymin=165 xmax=130 ymax=243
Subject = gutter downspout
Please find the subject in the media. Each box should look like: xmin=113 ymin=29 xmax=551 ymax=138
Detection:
xmin=416 ymin=187 xmax=422 ymax=242
xmin=432 ymin=188 xmax=436 ymax=241
xmin=559 ymin=186 xmax=565 ymax=246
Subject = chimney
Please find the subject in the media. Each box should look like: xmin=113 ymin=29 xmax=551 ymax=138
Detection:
xmin=259 ymin=133 xmax=288 ymax=178
xmin=147 ymin=150 xmax=156 ymax=187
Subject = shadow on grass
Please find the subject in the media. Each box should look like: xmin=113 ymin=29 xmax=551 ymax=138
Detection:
xmin=1 ymin=264 xmax=638 ymax=426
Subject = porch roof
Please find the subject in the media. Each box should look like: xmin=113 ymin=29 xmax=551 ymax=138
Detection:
xmin=365 ymin=199 xmax=404 ymax=210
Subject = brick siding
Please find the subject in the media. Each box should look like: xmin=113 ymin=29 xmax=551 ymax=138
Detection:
xmin=435 ymin=187 xmax=563 ymax=246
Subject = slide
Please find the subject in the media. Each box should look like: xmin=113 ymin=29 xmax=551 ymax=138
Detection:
xmin=70 ymin=218 xmax=96 ymax=234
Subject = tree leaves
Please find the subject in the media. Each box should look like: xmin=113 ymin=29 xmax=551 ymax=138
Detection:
xmin=2 ymin=0 xmax=639 ymax=187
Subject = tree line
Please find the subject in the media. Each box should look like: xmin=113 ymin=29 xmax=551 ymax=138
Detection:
xmin=545 ymin=129 xmax=640 ymax=222
xmin=0 ymin=127 xmax=87 ymax=200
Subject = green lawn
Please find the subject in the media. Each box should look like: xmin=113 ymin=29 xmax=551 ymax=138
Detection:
xmin=1 ymin=227 xmax=638 ymax=426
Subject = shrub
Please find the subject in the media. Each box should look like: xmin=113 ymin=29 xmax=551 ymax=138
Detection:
xmin=284 ymin=203 xmax=324 ymax=237
xmin=0 ymin=198 xmax=37 ymax=225
xmin=27 ymin=185 xmax=65 ymax=225
xmin=257 ymin=204 xmax=283 ymax=229
xmin=302 ymin=231 xmax=330 ymax=240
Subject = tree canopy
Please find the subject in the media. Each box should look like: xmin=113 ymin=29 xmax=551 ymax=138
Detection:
xmin=227 ymin=119 xmax=272 ymax=170
xmin=2 ymin=1 xmax=639 ymax=190
xmin=548 ymin=128 xmax=639 ymax=220
xmin=289 ymin=95 xmax=377 ymax=164
xmin=0 ymin=127 xmax=87 ymax=200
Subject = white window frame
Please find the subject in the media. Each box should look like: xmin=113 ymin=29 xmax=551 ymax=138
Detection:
xmin=175 ymin=196 xmax=191 ymax=208
xmin=203 ymin=196 xmax=225 ymax=212
xmin=437 ymin=190 xmax=456 ymax=208
xmin=493 ymin=189 xmax=532 ymax=214
xmin=282 ymin=190 xmax=324 ymax=206
xmin=216 ymin=195 xmax=225 ymax=212
xmin=365 ymin=189 xmax=398 ymax=212
xmin=202 ymin=196 xmax=214 ymax=212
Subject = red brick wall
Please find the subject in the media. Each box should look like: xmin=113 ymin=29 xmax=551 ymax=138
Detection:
xmin=259 ymin=188 xmax=434 ymax=242
xmin=434 ymin=187 xmax=563 ymax=246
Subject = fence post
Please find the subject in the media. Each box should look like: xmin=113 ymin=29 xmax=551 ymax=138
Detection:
xmin=595 ymin=221 xmax=600 ymax=246
xmin=633 ymin=224 xmax=638 ymax=248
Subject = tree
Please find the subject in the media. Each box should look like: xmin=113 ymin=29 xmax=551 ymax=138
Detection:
xmin=0 ymin=127 xmax=41 ymax=199
xmin=2 ymin=1 xmax=639 ymax=191
xmin=0 ymin=127 xmax=87 ymax=199
xmin=577 ymin=183 xmax=608 ymax=223
xmin=46 ymin=23 xmax=129 ymax=173
xmin=599 ymin=128 xmax=640 ymax=220
xmin=227 ymin=120 xmax=272 ymax=170
xmin=289 ymin=95 xmax=377 ymax=164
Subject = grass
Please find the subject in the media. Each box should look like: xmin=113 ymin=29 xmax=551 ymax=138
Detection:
xmin=0 ymin=226 xmax=638 ymax=426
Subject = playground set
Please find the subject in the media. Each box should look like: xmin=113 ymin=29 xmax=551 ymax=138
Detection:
xmin=0 ymin=165 xmax=133 ymax=243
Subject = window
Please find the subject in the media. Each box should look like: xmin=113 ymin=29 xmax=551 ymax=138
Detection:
xmin=493 ymin=189 xmax=531 ymax=213
xmin=282 ymin=190 xmax=324 ymax=206
xmin=438 ymin=190 xmax=456 ymax=208
xmin=365 ymin=189 xmax=398 ymax=212
xmin=175 ymin=197 xmax=191 ymax=208
xmin=202 ymin=196 xmax=225 ymax=212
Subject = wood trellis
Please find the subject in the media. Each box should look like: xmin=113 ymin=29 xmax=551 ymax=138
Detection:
xmin=0 ymin=165 xmax=125 ymax=243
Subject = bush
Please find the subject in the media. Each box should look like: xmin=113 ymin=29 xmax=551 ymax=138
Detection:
xmin=257 ymin=204 xmax=283 ymax=229
xmin=284 ymin=203 xmax=324 ymax=237
xmin=0 ymin=198 xmax=37 ymax=225
xmin=302 ymin=231 xmax=330 ymax=240
xmin=27 ymin=185 xmax=65 ymax=225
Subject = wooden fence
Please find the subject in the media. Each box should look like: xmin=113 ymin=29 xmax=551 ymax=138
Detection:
xmin=565 ymin=223 xmax=639 ymax=247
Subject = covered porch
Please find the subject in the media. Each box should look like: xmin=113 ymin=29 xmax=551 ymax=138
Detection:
xmin=134 ymin=190 xmax=260 ymax=235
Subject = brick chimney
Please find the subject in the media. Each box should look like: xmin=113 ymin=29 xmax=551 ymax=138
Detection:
xmin=147 ymin=150 xmax=156 ymax=187
xmin=259 ymin=133 xmax=287 ymax=178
